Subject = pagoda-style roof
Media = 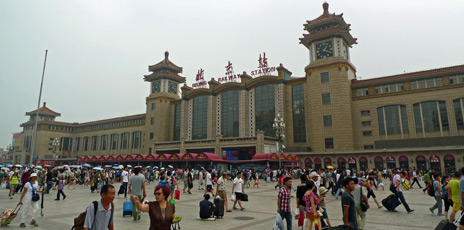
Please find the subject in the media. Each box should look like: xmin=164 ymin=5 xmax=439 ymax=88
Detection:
xmin=144 ymin=51 xmax=185 ymax=83
xmin=300 ymin=3 xmax=357 ymax=48
xmin=25 ymin=102 xmax=61 ymax=117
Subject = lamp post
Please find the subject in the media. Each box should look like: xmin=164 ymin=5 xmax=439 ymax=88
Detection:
xmin=52 ymin=138 xmax=59 ymax=166
xmin=273 ymin=113 xmax=285 ymax=169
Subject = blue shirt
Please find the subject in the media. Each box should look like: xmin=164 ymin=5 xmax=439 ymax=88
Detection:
xmin=459 ymin=177 xmax=464 ymax=207
xmin=84 ymin=200 xmax=113 ymax=230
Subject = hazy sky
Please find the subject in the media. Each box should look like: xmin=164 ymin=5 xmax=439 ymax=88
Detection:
xmin=1 ymin=0 xmax=463 ymax=149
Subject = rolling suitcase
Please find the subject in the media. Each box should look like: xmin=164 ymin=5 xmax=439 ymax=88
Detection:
xmin=0 ymin=204 xmax=22 ymax=226
xmin=434 ymin=219 xmax=457 ymax=230
xmin=214 ymin=198 xmax=224 ymax=218
xmin=381 ymin=194 xmax=401 ymax=211
xmin=118 ymin=184 xmax=125 ymax=195
xmin=123 ymin=199 xmax=132 ymax=217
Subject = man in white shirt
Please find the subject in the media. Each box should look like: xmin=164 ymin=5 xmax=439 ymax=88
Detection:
xmin=204 ymin=169 xmax=215 ymax=196
xmin=232 ymin=172 xmax=245 ymax=210
xmin=391 ymin=171 xmax=414 ymax=213
xmin=410 ymin=169 xmax=422 ymax=189
xmin=198 ymin=169 xmax=204 ymax=190
xmin=121 ymin=167 xmax=129 ymax=198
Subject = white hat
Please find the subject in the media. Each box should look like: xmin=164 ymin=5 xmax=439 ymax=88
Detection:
xmin=309 ymin=171 xmax=318 ymax=178
xmin=30 ymin=173 xmax=38 ymax=177
xmin=168 ymin=165 xmax=173 ymax=169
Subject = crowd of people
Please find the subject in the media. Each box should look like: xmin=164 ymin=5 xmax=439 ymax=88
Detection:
xmin=1 ymin=164 xmax=463 ymax=230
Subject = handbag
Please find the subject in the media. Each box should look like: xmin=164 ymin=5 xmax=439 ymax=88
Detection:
xmin=389 ymin=183 xmax=396 ymax=194
xmin=30 ymin=182 xmax=40 ymax=202
xmin=241 ymin=193 xmax=248 ymax=202
xmin=359 ymin=186 xmax=368 ymax=212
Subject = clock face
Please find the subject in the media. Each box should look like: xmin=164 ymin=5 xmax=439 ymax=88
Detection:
xmin=316 ymin=41 xmax=333 ymax=59
xmin=152 ymin=81 xmax=161 ymax=93
xmin=168 ymin=82 xmax=177 ymax=94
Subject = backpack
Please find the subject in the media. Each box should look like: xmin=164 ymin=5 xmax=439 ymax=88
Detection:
xmin=427 ymin=180 xmax=435 ymax=197
xmin=72 ymin=201 xmax=114 ymax=230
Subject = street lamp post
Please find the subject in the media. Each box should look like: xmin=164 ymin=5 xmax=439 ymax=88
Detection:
xmin=273 ymin=113 xmax=286 ymax=169
xmin=52 ymin=138 xmax=59 ymax=166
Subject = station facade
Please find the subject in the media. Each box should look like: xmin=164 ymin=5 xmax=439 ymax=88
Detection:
xmin=13 ymin=3 xmax=464 ymax=172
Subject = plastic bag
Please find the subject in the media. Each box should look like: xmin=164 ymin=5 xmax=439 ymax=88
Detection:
xmin=231 ymin=193 xmax=236 ymax=202
xmin=274 ymin=213 xmax=284 ymax=230
xmin=1 ymin=183 xmax=5 ymax=190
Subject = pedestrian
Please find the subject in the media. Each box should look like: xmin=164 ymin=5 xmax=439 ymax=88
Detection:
xmin=55 ymin=169 xmax=66 ymax=201
xmin=296 ymin=174 xmax=309 ymax=217
xmin=447 ymin=171 xmax=461 ymax=222
xmin=121 ymin=167 xmax=129 ymax=198
xmin=423 ymin=170 xmax=431 ymax=193
xmin=458 ymin=167 xmax=464 ymax=229
xmin=441 ymin=175 xmax=451 ymax=221
xmin=187 ymin=168 xmax=194 ymax=194
xmin=391 ymin=171 xmax=414 ymax=213
xmin=167 ymin=170 xmax=178 ymax=200
xmin=198 ymin=168 xmax=205 ymax=190
xmin=68 ymin=169 xmax=76 ymax=189
xmin=303 ymin=180 xmax=319 ymax=230
xmin=410 ymin=169 xmax=422 ymax=189
xmin=318 ymin=187 xmax=332 ymax=228
xmin=83 ymin=184 xmax=115 ymax=230
xmin=232 ymin=171 xmax=245 ymax=210
xmin=18 ymin=173 xmax=42 ymax=227
xmin=182 ymin=169 xmax=188 ymax=193
xmin=44 ymin=168 xmax=54 ymax=194
xmin=20 ymin=169 xmax=30 ymax=193
xmin=334 ymin=170 xmax=345 ymax=199
xmin=341 ymin=177 xmax=358 ymax=230
xmin=216 ymin=171 xmax=232 ymax=212
xmin=366 ymin=172 xmax=383 ymax=209
xmin=128 ymin=167 xmax=146 ymax=221
xmin=131 ymin=185 xmax=179 ymax=230
xmin=277 ymin=177 xmax=292 ymax=230
xmin=199 ymin=194 xmax=215 ymax=219
xmin=429 ymin=173 xmax=443 ymax=216
xmin=9 ymin=169 xmax=20 ymax=199
xmin=205 ymin=169 xmax=215 ymax=197
xmin=353 ymin=178 xmax=368 ymax=230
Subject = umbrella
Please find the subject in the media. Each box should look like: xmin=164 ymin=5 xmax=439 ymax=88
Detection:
xmin=326 ymin=166 xmax=334 ymax=169
xmin=112 ymin=166 xmax=119 ymax=169
xmin=117 ymin=165 xmax=124 ymax=169
xmin=105 ymin=165 xmax=112 ymax=168
xmin=135 ymin=166 xmax=142 ymax=168
xmin=62 ymin=164 xmax=69 ymax=167
xmin=44 ymin=164 xmax=52 ymax=167
xmin=6 ymin=164 xmax=12 ymax=167
xmin=93 ymin=167 xmax=103 ymax=171
xmin=153 ymin=166 xmax=158 ymax=169
xmin=70 ymin=165 xmax=79 ymax=168
xmin=83 ymin=163 xmax=91 ymax=168
xmin=15 ymin=164 xmax=22 ymax=168
xmin=168 ymin=165 xmax=173 ymax=169
xmin=1 ymin=167 xmax=10 ymax=171
xmin=35 ymin=166 xmax=43 ymax=170
xmin=146 ymin=166 xmax=152 ymax=169
xmin=127 ymin=165 xmax=132 ymax=168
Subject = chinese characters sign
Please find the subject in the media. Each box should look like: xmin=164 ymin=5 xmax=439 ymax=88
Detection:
xmin=251 ymin=52 xmax=276 ymax=76
xmin=192 ymin=68 xmax=208 ymax=88
xmin=218 ymin=61 xmax=240 ymax=83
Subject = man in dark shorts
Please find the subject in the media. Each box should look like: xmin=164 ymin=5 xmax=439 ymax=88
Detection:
xmin=232 ymin=172 xmax=245 ymax=210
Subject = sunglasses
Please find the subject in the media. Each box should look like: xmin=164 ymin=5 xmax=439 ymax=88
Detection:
xmin=154 ymin=192 xmax=162 ymax=196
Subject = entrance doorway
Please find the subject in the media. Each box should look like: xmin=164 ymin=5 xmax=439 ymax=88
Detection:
xmin=337 ymin=157 xmax=346 ymax=169
xmin=444 ymin=154 xmax=456 ymax=173
xmin=416 ymin=155 xmax=427 ymax=172
xmin=399 ymin=156 xmax=409 ymax=170
xmin=374 ymin=156 xmax=384 ymax=170
xmin=359 ymin=157 xmax=368 ymax=171
xmin=430 ymin=155 xmax=441 ymax=172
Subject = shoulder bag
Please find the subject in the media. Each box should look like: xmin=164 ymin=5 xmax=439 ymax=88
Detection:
xmin=360 ymin=186 xmax=368 ymax=212
xmin=30 ymin=182 xmax=40 ymax=202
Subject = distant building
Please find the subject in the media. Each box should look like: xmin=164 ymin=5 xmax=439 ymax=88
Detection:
xmin=16 ymin=3 xmax=464 ymax=172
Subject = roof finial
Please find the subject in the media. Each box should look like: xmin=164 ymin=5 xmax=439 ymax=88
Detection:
xmin=43 ymin=102 xmax=46 ymax=107
xmin=164 ymin=51 xmax=169 ymax=59
xmin=323 ymin=2 xmax=329 ymax=13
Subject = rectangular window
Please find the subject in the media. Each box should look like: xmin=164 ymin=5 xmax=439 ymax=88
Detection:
xmin=149 ymin=132 xmax=154 ymax=140
xmin=322 ymin=93 xmax=331 ymax=104
xmin=355 ymin=88 xmax=369 ymax=97
xmin=426 ymin=78 xmax=435 ymax=88
xmin=397 ymin=83 xmax=405 ymax=91
xmin=410 ymin=81 xmax=418 ymax=90
xmin=449 ymin=76 xmax=457 ymax=84
xmin=255 ymin=84 xmax=276 ymax=136
xmin=321 ymin=72 xmax=329 ymax=83
xmin=121 ymin=133 xmax=129 ymax=149
xmin=150 ymin=117 xmax=155 ymax=125
xmin=389 ymin=84 xmax=397 ymax=92
xmin=454 ymin=98 xmax=464 ymax=130
xmin=361 ymin=110 xmax=370 ymax=116
xmin=221 ymin=90 xmax=240 ymax=138
xmin=151 ymin=103 xmax=155 ymax=110
xmin=324 ymin=138 xmax=334 ymax=149
xmin=362 ymin=121 xmax=371 ymax=126
xmin=292 ymin=84 xmax=306 ymax=143
xmin=459 ymin=75 xmax=464 ymax=83
xmin=363 ymin=131 xmax=372 ymax=136
xmin=418 ymin=80 xmax=426 ymax=89
xmin=131 ymin=132 xmax=141 ymax=149
xmin=173 ymin=104 xmax=181 ymax=141
xmin=75 ymin=137 xmax=80 ymax=151
xmin=110 ymin=134 xmax=118 ymax=150
xmin=435 ymin=78 xmax=443 ymax=87
xmin=91 ymin=136 xmax=98 ymax=151
xmin=364 ymin=145 xmax=374 ymax=150
xmin=100 ymin=135 xmax=107 ymax=150
xmin=83 ymin=137 xmax=89 ymax=151
xmin=192 ymin=95 xmax=209 ymax=139
xmin=323 ymin=115 xmax=332 ymax=126
xmin=375 ymin=86 xmax=381 ymax=94
xmin=382 ymin=85 xmax=389 ymax=93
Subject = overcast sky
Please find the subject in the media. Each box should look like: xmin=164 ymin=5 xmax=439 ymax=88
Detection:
xmin=1 ymin=0 xmax=463 ymax=149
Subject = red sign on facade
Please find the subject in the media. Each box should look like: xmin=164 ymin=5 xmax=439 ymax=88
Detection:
xmin=271 ymin=153 xmax=278 ymax=160
xmin=158 ymin=155 xmax=166 ymax=160
xmin=183 ymin=154 xmax=193 ymax=160
xmin=169 ymin=155 xmax=179 ymax=160
xmin=192 ymin=69 xmax=208 ymax=88
xmin=430 ymin=155 xmax=440 ymax=163
xmin=218 ymin=61 xmax=240 ymax=83
xmin=116 ymin=155 xmax=123 ymax=161
xmin=348 ymin=157 xmax=356 ymax=164
xmin=197 ymin=153 xmax=207 ymax=160
xmin=126 ymin=155 xmax=133 ymax=160
xmin=251 ymin=52 xmax=276 ymax=76
xmin=146 ymin=155 xmax=154 ymax=160
xmin=40 ymin=160 xmax=54 ymax=164
xmin=107 ymin=156 xmax=114 ymax=161
xmin=135 ymin=155 xmax=143 ymax=160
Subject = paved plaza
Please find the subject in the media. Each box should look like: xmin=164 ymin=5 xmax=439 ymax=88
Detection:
xmin=0 ymin=179 xmax=447 ymax=230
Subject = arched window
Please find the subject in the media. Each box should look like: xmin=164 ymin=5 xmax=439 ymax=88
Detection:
xmin=453 ymin=98 xmax=464 ymax=130
xmin=416 ymin=155 xmax=427 ymax=172
xmin=377 ymin=105 xmax=409 ymax=135
xmin=255 ymin=84 xmax=276 ymax=136
xmin=413 ymin=101 xmax=449 ymax=134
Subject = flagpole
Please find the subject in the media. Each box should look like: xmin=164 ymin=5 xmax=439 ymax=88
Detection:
xmin=30 ymin=50 xmax=48 ymax=166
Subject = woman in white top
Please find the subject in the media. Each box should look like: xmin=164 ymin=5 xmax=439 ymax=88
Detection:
xmin=19 ymin=172 xmax=43 ymax=227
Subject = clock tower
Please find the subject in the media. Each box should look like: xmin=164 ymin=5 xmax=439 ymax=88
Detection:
xmin=143 ymin=52 xmax=185 ymax=153
xmin=300 ymin=3 xmax=358 ymax=152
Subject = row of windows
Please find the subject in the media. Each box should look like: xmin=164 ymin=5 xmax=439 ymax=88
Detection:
xmin=173 ymin=104 xmax=181 ymax=141
xmin=255 ymin=84 xmax=276 ymax=136
xmin=74 ymin=119 xmax=144 ymax=132
xmin=192 ymin=95 xmax=208 ymax=140
xmin=221 ymin=90 xmax=239 ymax=138
xmin=76 ymin=131 xmax=142 ymax=151
xmin=292 ymin=84 xmax=306 ymax=142
xmin=355 ymin=75 xmax=464 ymax=97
